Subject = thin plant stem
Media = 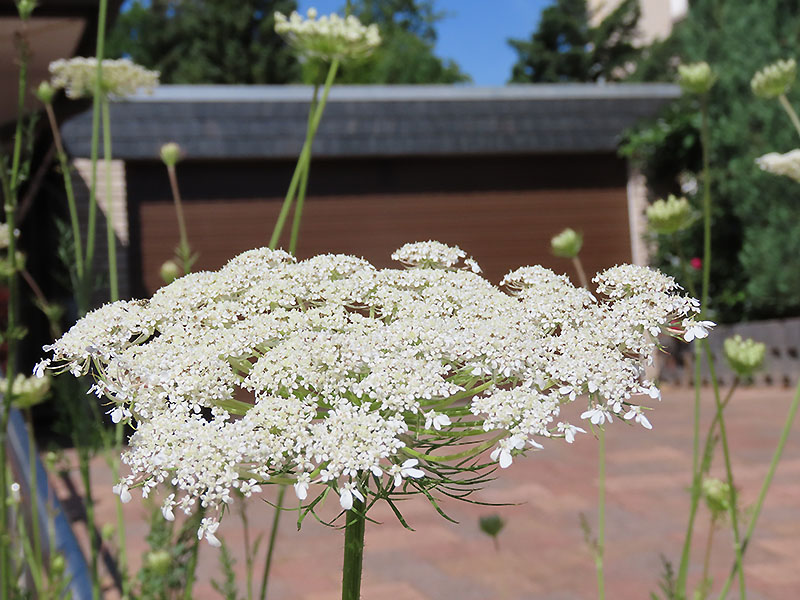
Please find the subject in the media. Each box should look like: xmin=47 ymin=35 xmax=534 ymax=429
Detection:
xmin=571 ymin=256 xmax=590 ymax=290
xmin=25 ymin=409 xmax=43 ymax=577
xmin=166 ymin=163 xmax=192 ymax=273
xmin=259 ymin=484 xmax=287 ymax=600
xmin=288 ymin=83 xmax=320 ymax=255
xmin=240 ymin=500 xmax=254 ymax=600
xmin=269 ymin=59 xmax=339 ymax=250
xmin=716 ymin=379 xmax=800 ymax=599
xmin=84 ymin=0 xmax=109 ymax=301
xmin=676 ymin=92 xmax=716 ymax=598
xmin=44 ymin=102 xmax=84 ymax=283
xmin=341 ymin=498 xmax=366 ymax=600
xmin=778 ymin=94 xmax=800 ymax=138
xmin=0 ymin=23 xmax=29 ymax=597
xmin=78 ymin=446 xmax=101 ymax=600
xmin=702 ymin=341 xmax=746 ymax=599
xmin=595 ymin=425 xmax=605 ymax=600
xmin=101 ymin=96 xmax=118 ymax=301
xmin=699 ymin=519 xmax=716 ymax=599
xmin=112 ymin=422 xmax=128 ymax=596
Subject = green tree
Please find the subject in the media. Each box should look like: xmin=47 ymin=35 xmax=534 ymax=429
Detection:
xmin=330 ymin=0 xmax=470 ymax=84
xmin=622 ymin=0 xmax=800 ymax=321
xmin=107 ymin=0 xmax=301 ymax=84
xmin=508 ymin=0 xmax=641 ymax=83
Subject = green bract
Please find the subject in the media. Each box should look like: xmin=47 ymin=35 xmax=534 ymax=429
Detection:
xmin=723 ymin=335 xmax=766 ymax=378
xmin=678 ymin=62 xmax=716 ymax=95
xmin=751 ymin=58 xmax=796 ymax=99
xmin=646 ymin=195 xmax=694 ymax=235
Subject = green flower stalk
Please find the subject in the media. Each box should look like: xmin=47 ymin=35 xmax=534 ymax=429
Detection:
xmin=723 ymin=335 xmax=766 ymax=379
xmin=160 ymin=142 xmax=196 ymax=276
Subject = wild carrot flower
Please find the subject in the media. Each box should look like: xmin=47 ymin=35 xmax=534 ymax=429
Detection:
xmin=36 ymin=243 xmax=707 ymax=543
xmin=274 ymin=8 xmax=380 ymax=62
xmin=755 ymin=149 xmax=800 ymax=183
xmin=49 ymin=57 xmax=159 ymax=99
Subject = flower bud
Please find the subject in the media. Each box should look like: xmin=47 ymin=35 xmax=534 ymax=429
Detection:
xmin=160 ymin=142 xmax=182 ymax=167
xmin=550 ymin=228 xmax=583 ymax=259
xmin=145 ymin=549 xmax=172 ymax=575
xmin=35 ymin=81 xmax=55 ymax=105
xmin=701 ymin=477 xmax=732 ymax=519
xmin=16 ymin=0 xmax=36 ymax=20
xmin=479 ymin=514 xmax=505 ymax=539
xmin=678 ymin=62 xmax=716 ymax=95
xmin=646 ymin=194 xmax=694 ymax=235
xmin=50 ymin=553 xmax=66 ymax=575
xmin=160 ymin=259 xmax=181 ymax=284
xmin=751 ymin=58 xmax=796 ymax=99
xmin=724 ymin=335 xmax=766 ymax=378
xmin=101 ymin=522 xmax=116 ymax=541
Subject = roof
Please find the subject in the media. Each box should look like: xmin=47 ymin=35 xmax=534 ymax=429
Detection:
xmin=61 ymin=83 xmax=680 ymax=160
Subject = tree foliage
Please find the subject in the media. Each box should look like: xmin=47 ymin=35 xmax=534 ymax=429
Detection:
xmin=507 ymin=0 xmax=641 ymax=83
xmin=330 ymin=0 xmax=469 ymax=84
xmin=623 ymin=0 xmax=800 ymax=321
xmin=107 ymin=0 xmax=301 ymax=84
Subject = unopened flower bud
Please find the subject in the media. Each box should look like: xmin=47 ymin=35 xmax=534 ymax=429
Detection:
xmin=36 ymin=81 xmax=55 ymax=105
xmin=647 ymin=195 xmax=694 ymax=235
xmin=751 ymin=58 xmax=796 ymax=99
xmin=50 ymin=554 xmax=66 ymax=575
xmin=701 ymin=477 xmax=732 ymax=519
xmin=101 ymin=522 xmax=116 ymax=542
xmin=724 ymin=335 xmax=766 ymax=378
xmin=145 ymin=549 xmax=172 ymax=575
xmin=479 ymin=514 xmax=505 ymax=539
xmin=678 ymin=62 xmax=716 ymax=95
xmin=160 ymin=260 xmax=181 ymax=284
xmin=160 ymin=142 xmax=182 ymax=167
xmin=550 ymin=228 xmax=583 ymax=258
xmin=16 ymin=0 xmax=36 ymax=20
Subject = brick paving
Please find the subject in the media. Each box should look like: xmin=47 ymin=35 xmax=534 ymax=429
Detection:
xmin=53 ymin=385 xmax=800 ymax=599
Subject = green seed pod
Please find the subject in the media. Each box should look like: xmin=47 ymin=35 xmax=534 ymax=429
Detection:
xmin=723 ymin=335 xmax=766 ymax=378
xmin=646 ymin=195 xmax=694 ymax=235
xmin=550 ymin=228 xmax=583 ymax=259
xmin=751 ymin=58 xmax=796 ymax=99
xmin=678 ymin=62 xmax=716 ymax=95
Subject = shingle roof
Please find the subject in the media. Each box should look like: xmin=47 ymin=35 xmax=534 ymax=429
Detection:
xmin=60 ymin=84 xmax=679 ymax=160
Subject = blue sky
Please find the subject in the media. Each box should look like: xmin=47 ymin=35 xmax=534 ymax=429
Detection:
xmin=297 ymin=0 xmax=553 ymax=85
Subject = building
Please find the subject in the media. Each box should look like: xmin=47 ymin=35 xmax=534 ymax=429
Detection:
xmin=56 ymin=83 xmax=679 ymax=298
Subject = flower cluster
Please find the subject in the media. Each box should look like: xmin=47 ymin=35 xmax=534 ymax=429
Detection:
xmin=647 ymin=195 xmax=694 ymax=235
xmin=755 ymin=149 xmax=800 ymax=183
xmin=723 ymin=335 xmax=766 ymax=378
xmin=274 ymin=8 xmax=381 ymax=62
xmin=678 ymin=62 xmax=716 ymax=95
xmin=36 ymin=242 xmax=707 ymax=545
xmin=49 ymin=57 xmax=159 ymax=99
xmin=751 ymin=58 xmax=796 ymax=99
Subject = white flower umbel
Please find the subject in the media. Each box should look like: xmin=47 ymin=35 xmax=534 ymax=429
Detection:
xmin=274 ymin=8 xmax=380 ymax=62
xmin=39 ymin=242 xmax=704 ymax=544
xmin=756 ymin=149 xmax=800 ymax=183
xmin=49 ymin=57 xmax=159 ymax=99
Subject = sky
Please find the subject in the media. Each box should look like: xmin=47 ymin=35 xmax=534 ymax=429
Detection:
xmin=297 ymin=0 xmax=553 ymax=85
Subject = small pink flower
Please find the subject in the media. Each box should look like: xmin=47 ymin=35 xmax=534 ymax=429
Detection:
xmin=690 ymin=257 xmax=702 ymax=270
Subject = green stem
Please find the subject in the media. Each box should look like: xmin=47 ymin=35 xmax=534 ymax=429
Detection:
xmin=240 ymin=500 xmax=254 ymax=600
xmin=25 ymin=409 xmax=43 ymax=579
xmin=269 ymin=59 xmax=339 ymax=250
xmin=112 ymin=422 xmax=128 ymax=597
xmin=595 ymin=425 xmax=605 ymax=600
xmin=288 ymin=83 xmax=320 ymax=256
xmin=699 ymin=519 xmax=716 ymax=600
xmin=572 ymin=256 xmax=590 ymax=290
xmin=183 ymin=511 xmax=203 ymax=600
xmin=676 ymin=93 xmax=715 ymax=598
xmin=101 ymin=96 xmax=118 ymax=301
xmin=702 ymin=341 xmax=746 ymax=599
xmin=0 ymin=26 xmax=29 ymax=597
xmin=778 ymin=94 xmax=800 ymax=138
xmin=716 ymin=379 xmax=800 ymax=599
xmin=166 ymin=164 xmax=193 ymax=274
xmin=258 ymin=485 xmax=287 ymax=600
xmin=84 ymin=0 xmax=109 ymax=302
xmin=341 ymin=499 xmax=366 ymax=600
xmin=78 ymin=447 xmax=100 ymax=600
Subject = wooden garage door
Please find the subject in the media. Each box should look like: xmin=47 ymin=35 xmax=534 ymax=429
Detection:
xmin=138 ymin=188 xmax=630 ymax=295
